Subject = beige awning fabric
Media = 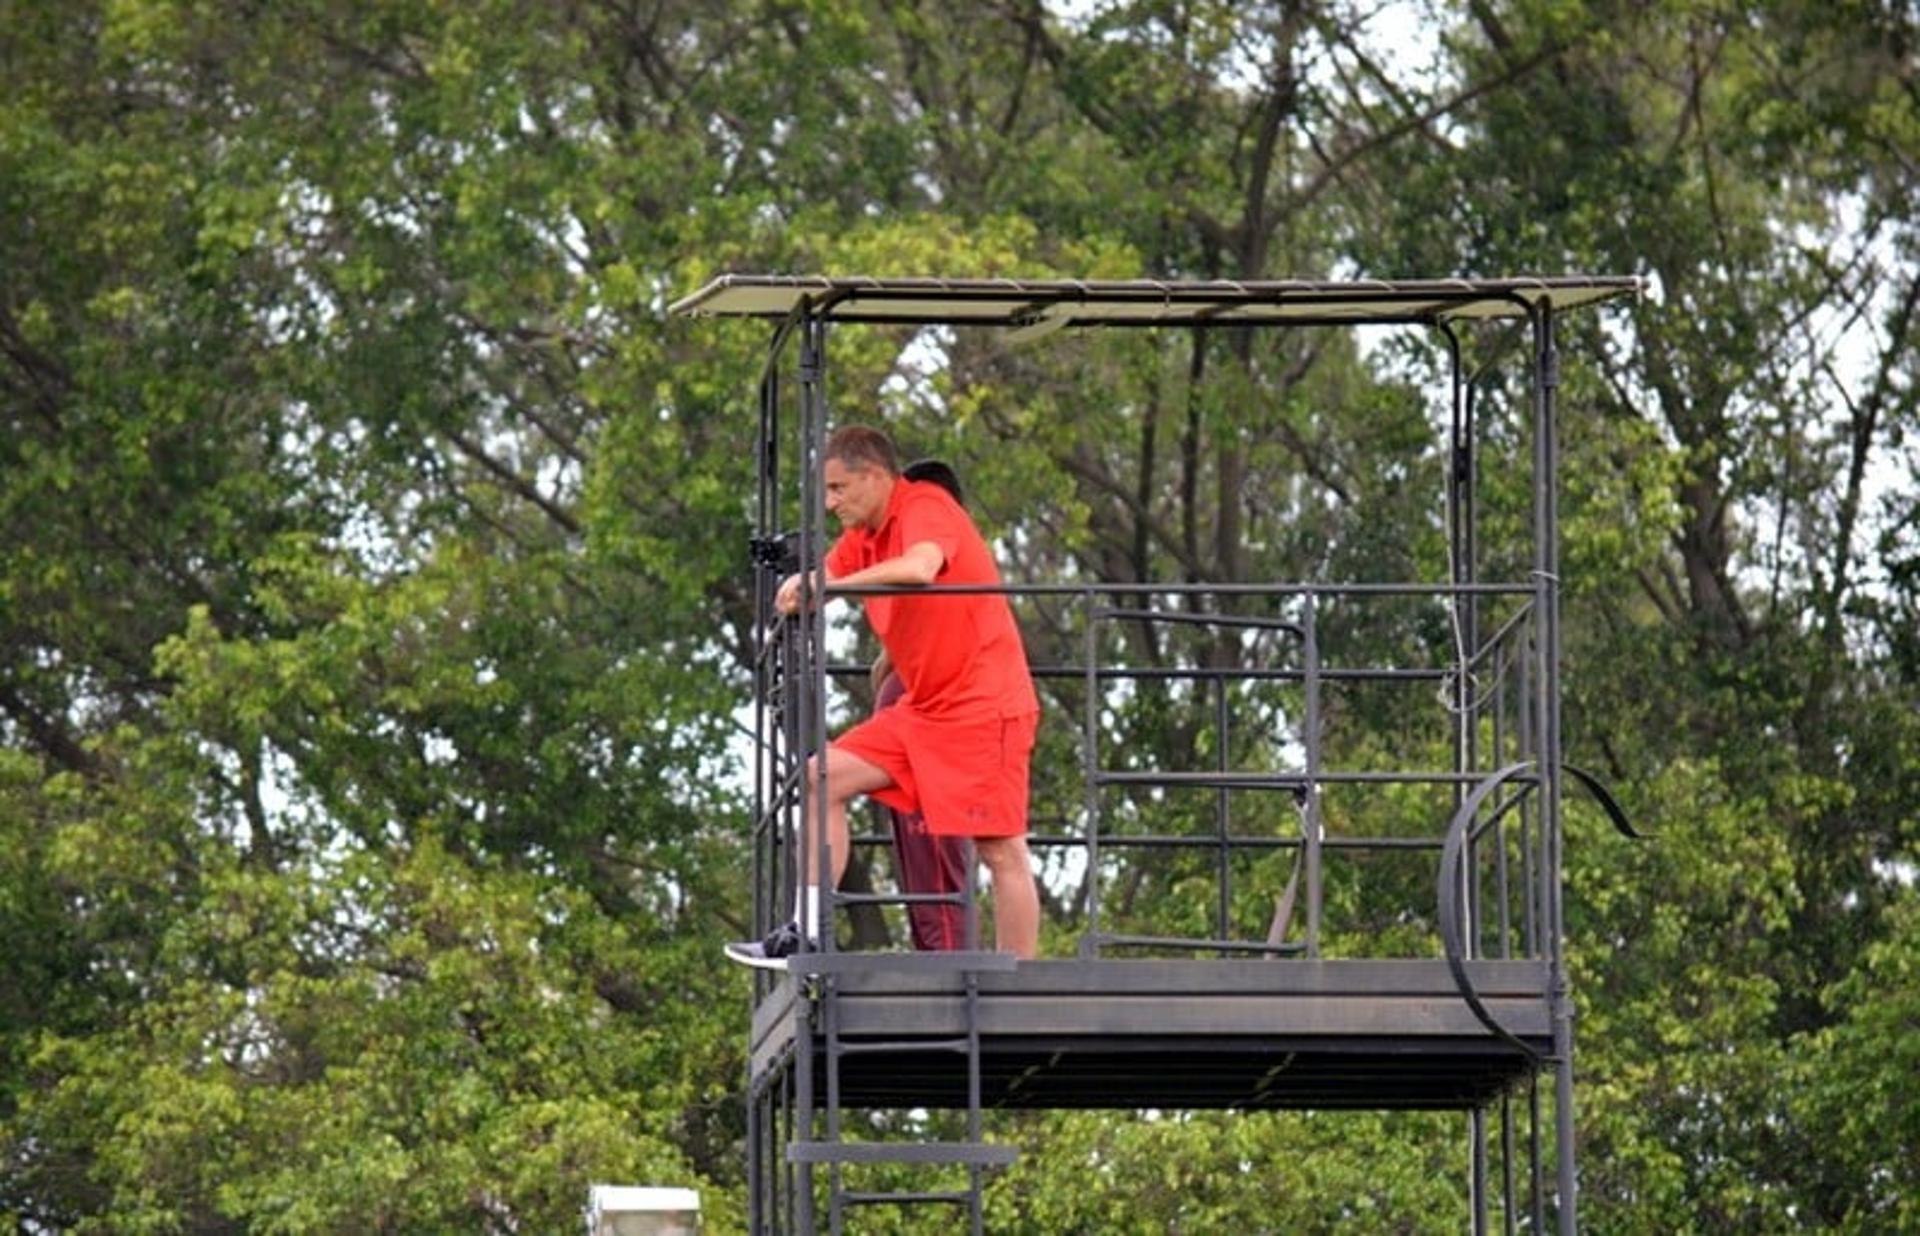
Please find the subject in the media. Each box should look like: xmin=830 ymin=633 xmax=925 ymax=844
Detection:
xmin=667 ymin=274 xmax=1642 ymax=327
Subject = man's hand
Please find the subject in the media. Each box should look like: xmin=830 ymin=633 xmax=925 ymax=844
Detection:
xmin=775 ymin=570 xmax=818 ymax=615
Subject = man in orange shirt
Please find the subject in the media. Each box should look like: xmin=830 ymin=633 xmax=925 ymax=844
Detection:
xmin=872 ymin=458 xmax=975 ymax=953
xmin=727 ymin=426 xmax=1041 ymax=965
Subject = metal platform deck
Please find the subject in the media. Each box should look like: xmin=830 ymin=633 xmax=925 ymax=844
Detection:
xmin=750 ymin=958 xmax=1549 ymax=1112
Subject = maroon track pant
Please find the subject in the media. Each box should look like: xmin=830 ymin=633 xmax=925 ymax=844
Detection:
xmin=874 ymin=672 xmax=973 ymax=951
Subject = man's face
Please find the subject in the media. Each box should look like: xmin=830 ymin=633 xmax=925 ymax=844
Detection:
xmin=823 ymin=457 xmax=890 ymax=530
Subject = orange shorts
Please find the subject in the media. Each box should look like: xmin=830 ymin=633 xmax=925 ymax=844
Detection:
xmin=833 ymin=706 xmax=1039 ymax=838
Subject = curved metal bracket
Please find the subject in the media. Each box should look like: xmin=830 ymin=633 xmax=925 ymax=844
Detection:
xmin=1561 ymin=762 xmax=1645 ymax=840
xmin=1438 ymin=761 xmax=1644 ymax=1059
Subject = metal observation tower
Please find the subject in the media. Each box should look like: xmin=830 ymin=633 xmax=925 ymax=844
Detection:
xmin=671 ymin=275 xmax=1643 ymax=1235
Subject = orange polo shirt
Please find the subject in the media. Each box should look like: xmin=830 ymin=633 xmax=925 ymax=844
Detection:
xmin=825 ymin=478 xmax=1038 ymax=722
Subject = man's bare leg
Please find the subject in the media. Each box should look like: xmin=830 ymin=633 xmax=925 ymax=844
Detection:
xmin=975 ymin=836 xmax=1039 ymax=960
xmin=726 ymin=747 xmax=893 ymax=968
xmin=798 ymin=747 xmax=892 ymax=933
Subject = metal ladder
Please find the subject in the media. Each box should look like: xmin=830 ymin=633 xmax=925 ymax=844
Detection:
xmin=784 ymin=857 xmax=1017 ymax=1234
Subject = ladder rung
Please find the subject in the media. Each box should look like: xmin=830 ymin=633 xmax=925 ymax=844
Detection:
xmin=841 ymin=1191 xmax=974 ymax=1207
xmin=834 ymin=1037 xmax=970 ymax=1056
xmin=788 ymin=1142 xmax=1019 ymax=1166
xmin=787 ymin=950 xmax=1017 ymax=976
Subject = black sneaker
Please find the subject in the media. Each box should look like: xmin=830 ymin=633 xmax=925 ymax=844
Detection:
xmin=724 ymin=921 xmax=813 ymax=970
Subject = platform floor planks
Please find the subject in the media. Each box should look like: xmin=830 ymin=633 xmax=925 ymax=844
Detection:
xmin=749 ymin=958 xmax=1552 ymax=1111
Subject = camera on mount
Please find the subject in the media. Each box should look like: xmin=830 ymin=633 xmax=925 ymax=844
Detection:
xmin=749 ymin=531 xmax=804 ymax=578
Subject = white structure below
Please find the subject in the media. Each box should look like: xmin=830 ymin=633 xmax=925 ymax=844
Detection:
xmin=586 ymin=1185 xmax=701 ymax=1236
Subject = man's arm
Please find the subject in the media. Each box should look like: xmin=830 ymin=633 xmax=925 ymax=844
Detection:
xmin=774 ymin=542 xmax=944 ymax=614
xmin=831 ymin=541 xmax=943 ymax=588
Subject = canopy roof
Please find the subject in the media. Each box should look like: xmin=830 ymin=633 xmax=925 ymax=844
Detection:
xmin=668 ymin=274 xmax=1642 ymax=330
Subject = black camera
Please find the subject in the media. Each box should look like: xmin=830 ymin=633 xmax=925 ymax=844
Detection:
xmin=749 ymin=531 xmax=804 ymax=577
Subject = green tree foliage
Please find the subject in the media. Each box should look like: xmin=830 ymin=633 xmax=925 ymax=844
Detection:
xmin=2 ymin=0 xmax=1914 ymax=1230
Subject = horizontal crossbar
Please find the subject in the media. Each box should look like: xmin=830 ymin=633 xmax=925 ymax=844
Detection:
xmin=788 ymin=1142 xmax=1019 ymax=1165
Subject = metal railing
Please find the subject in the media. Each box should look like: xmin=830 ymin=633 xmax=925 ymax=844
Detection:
xmin=746 ymin=578 xmax=1551 ymax=972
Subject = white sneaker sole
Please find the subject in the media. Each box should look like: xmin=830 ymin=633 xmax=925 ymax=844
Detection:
xmin=724 ymin=941 xmax=795 ymax=971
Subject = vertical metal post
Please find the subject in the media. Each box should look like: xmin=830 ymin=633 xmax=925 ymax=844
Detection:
xmin=1494 ymin=694 xmax=1514 ymax=954
xmin=1465 ymin=385 xmax=1480 ymax=717
xmin=1082 ymin=588 xmax=1102 ymax=953
xmin=799 ymin=311 xmax=831 ymax=956
xmin=747 ymin=1084 xmax=763 ymax=1234
xmin=1216 ymin=676 xmax=1231 ymax=942
xmin=754 ymin=362 xmax=771 ymax=958
xmin=1446 ymin=324 xmax=1478 ymax=954
xmin=793 ymin=1001 xmax=814 ymax=1233
xmin=816 ymin=307 xmax=840 ymax=1236
xmin=751 ymin=311 xmax=797 ymax=1235
xmin=749 ymin=356 xmax=772 ymax=1236
xmin=1530 ymin=1075 xmax=1547 ymax=1234
xmin=1518 ymin=634 xmax=1538 ymax=957
xmin=1495 ymin=646 xmax=1518 ymax=1236
xmin=1302 ymin=592 xmax=1322 ymax=959
xmin=1447 ymin=325 xmax=1493 ymax=1236
xmin=1471 ymin=1109 xmax=1489 ymax=1236
xmin=764 ymin=314 xmax=799 ymax=962
xmin=1530 ymin=301 xmax=1576 ymax=1235
xmin=1500 ymin=1091 xmax=1518 ymax=1236
xmin=784 ymin=1053 xmax=799 ymax=1234
xmin=1444 ymin=322 xmax=1473 ymax=792
xmin=793 ymin=305 xmax=831 ymax=1235
xmin=824 ymin=971 xmax=842 ymax=1236
xmin=1494 ymin=642 xmax=1513 ymax=957
xmin=966 ymin=965 xmax=985 ymax=1236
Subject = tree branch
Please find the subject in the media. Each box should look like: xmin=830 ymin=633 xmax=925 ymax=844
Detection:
xmin=441 ymin=427 xmax=582 ymax=536
xmin=1052 ymin=446 xmax=1205 ymax=580
xmin=1289 ymin=38 xmax=1568 ymax=215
